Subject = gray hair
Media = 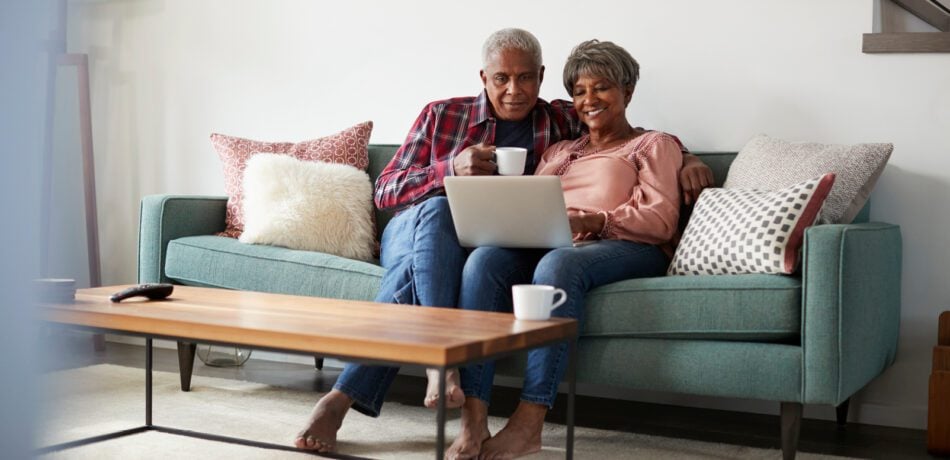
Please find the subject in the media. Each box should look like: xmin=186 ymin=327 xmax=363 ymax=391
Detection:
xmin=481 ymin=28 xmax=543 ymax=70
xmin=562 ymin=39 xmax=639 ymax=95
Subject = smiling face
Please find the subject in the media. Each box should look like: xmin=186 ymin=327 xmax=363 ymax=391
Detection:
xmin=571 ymin=74 xmax=632 ymax=132
xmin=480 ymin=48 xmax=544 ymax=122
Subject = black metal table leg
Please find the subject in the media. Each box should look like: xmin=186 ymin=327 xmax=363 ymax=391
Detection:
xmin=566 ymin=338 xmax=577 ymax=460
xmin=146 ymin=338 xmax=152 ymax=427
xmin=436 ymin=366 xmax=446 ymax=460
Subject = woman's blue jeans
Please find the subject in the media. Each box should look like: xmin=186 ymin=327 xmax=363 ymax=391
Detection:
xmin=332 ymin=197 xmax=467 ymax=417
xmin=458 ymin=240 xmax=669 ymax=408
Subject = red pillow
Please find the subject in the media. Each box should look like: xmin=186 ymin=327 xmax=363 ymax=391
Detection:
xmin=210 ymin=121 xmax=373 ymax=238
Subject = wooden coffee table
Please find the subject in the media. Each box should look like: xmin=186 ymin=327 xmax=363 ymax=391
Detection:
xmin=37 ymin=285 xmax=578 ymax=459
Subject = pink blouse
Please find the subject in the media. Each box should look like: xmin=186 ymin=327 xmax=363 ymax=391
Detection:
xmin=536 ymin=131 xmax=683 ymax=247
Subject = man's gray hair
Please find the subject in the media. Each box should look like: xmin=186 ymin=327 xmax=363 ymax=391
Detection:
xmin=482 ymin=28 xmax=543 ymax=69
xmin=562 ymin=39 xmax=639 ymax=95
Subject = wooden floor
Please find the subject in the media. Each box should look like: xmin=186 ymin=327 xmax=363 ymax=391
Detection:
xmin=44 ymin=331 xmax=936 ymax=459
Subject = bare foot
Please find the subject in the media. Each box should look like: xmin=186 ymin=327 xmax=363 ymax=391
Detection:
xmin=424 ymin=368 xmax=464 ymax=409
xmin=294 ymin=389 xmax=352 ymax=452
xmin=479 ymin=402 xmax=546 ymax=460
xmin=446 ymin=398 xmax=491 ymax=460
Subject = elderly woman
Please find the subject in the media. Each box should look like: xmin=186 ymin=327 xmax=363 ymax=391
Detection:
xmin=446 ymin=39 xmax=683 ymax=459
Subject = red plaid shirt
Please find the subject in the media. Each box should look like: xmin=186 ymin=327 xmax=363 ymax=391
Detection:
xmin=374 ymin=91 xmax=583 ymax=212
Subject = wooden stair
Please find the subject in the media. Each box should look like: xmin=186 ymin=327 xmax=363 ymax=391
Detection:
xmin=928 ymin=311 xmax=950 ymax=455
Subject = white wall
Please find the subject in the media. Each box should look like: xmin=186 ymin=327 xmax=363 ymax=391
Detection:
xmin=68 ymin=0 xmax=950 ymax=429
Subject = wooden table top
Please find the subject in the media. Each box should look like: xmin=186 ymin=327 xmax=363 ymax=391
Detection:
xmin=38 ymin=285 xmax=577 ymax=367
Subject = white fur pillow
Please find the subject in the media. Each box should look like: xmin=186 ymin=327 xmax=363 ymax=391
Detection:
xmin=239 ymin=153 xmax=375 ymax=261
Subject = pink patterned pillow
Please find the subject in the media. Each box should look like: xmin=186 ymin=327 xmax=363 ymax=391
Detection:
xmin=211 ymin=121 xmax=373 ymax=238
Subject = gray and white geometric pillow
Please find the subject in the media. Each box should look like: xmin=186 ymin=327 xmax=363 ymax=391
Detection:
xmin=723 ymin=135 xmax=891 ymax=224
xmin=668 ymin=173 xmax=836 ymax=276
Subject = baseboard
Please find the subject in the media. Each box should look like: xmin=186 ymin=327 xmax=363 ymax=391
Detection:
xmin=105 ymin=335 xmax=927 ymax=430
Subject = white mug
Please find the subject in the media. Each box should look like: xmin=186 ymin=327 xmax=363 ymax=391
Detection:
xmin=494 ymin=147 xmax=527 ymax=176
xmin=512 ymin=284 xmax=567 ymax=320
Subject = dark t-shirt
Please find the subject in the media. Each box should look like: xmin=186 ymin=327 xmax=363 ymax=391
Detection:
xmin=495 ymin=117 xmax=536 ymax=174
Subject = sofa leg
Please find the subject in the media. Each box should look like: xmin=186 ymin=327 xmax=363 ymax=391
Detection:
xmin=836 ymin=399 xmax=850 ymax=427
xmin=177 ymin=341 xmax=197 ymax=392
xmin=314 ymin=357 xmax=324 ymax=371
xmin=780 ymin=402 xmax=803 ymax=460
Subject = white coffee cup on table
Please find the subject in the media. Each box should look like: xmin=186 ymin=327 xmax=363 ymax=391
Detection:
xmin=512 ymin=284 xmax=567 ymax=320
xmin=494 ymin=147 xmax=527 ymax=176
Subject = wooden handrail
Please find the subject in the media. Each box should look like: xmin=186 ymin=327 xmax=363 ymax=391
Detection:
xmin=863 ymin=31 xmax=950 ymax=52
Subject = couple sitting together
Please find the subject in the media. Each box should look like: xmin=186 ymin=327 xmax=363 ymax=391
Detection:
xmin=295 ymin=28 xmax=714 ymax=459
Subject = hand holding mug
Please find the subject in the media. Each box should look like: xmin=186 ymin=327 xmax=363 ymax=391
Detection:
xmin=453 ymin=143 xmax=497 ymax=176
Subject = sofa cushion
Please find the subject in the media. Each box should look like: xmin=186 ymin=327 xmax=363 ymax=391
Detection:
xmin=164 ymin=235 xmax=383 ymax=301
xmin=165 ymin=236 xmax=800 ymax=341
xmin=583 ymin=274 xmax=802 ymax=341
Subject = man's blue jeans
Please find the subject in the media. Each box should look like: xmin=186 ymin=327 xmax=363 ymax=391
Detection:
xmin=457 ymin=240 xmax=669 ymax=408
xmin=332 ymin=197 xmax=467 ymax=417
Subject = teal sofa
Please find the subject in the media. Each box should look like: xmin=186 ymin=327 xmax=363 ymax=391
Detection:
xmin=138 ymin=145 xmax=902 ymax=459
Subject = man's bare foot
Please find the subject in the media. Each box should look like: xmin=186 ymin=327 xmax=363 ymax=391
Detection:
xmin=424 ymin=368 xmax=464 ymax=409
xmin=446 ymin=398 xmax=491 ymax=460
xmin=294 ymin=390 xmax=352 ymax=452
xmin=479 ymin=401 xmax=546 ymax=460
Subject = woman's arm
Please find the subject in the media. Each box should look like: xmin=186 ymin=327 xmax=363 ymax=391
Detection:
xmin=680 ymin=153 xmax=714 ymax=205
xmin=598 ymin=134 xmax=683 ymax=244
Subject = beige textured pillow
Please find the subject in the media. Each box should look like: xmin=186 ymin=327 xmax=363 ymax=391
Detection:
xmin=723 ymin=135 xmax=892 ymax=224
xmin=239 ymin=154 xmax=375 ymax=261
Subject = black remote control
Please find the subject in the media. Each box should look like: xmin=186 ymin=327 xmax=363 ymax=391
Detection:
xmin=110 ymin=283 xmax=174 ymax=303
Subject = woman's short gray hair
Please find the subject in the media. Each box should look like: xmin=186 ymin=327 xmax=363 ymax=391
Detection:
xmin=562 ymin=39 xmax=639 ymax=95
xmin=482 ymin=28 xmax=543 ymax=69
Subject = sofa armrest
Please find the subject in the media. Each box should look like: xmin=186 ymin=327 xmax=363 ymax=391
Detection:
xmin=138 ymin=195 xmax=227 ymax=284
xmin=801 ymin=222 xmax=902 ymax=404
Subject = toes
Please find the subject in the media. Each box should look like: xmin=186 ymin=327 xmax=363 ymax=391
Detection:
xmin=426 ymin=391 xmax=466 ymax=409
xmin=294 ymin=434 xmax=312 ymax=450
xmin=426 ymin=368 xmax=464 ymax=409
xmin=295 ymin=432 xmax=334 ymax=452
xmin=314 ymin=439 xmax=334 ymax=453
xmin=447 ymin=388 xmax=465 ymax=409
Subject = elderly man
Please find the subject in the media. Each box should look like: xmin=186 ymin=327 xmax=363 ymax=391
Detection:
xmin=295 ymin=28 xmax=713 ymax=454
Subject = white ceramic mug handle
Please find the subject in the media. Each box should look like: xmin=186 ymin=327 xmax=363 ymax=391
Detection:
xmin=548 ymin=288 xmax=567 ymax=313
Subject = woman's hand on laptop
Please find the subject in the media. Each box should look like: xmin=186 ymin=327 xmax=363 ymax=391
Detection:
xmin=567 ymin=209 xmax=606 ymax=235
xmin=453 ymin=143 xmax=497 ymax=176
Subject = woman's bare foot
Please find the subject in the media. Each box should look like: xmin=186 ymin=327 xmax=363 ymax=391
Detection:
xmin=424 ymin=368 xmax=464 ymax=409
xmin=445 ymin=398 xmax=491 ymax=460
xmin=479 ymin=401 xmax=546 ymax=459
xmin=294 ymin=390 xmax=352 ymax=452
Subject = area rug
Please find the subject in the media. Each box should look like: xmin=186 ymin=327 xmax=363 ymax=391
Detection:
xmin=37 ymin=364 xmax=855 ymax=459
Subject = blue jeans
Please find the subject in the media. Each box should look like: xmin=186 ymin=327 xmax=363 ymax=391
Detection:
xmin=458 ymin=240 xmax=668 ymax=408
xmin=332 ymin=197 xmax=467 ymax=417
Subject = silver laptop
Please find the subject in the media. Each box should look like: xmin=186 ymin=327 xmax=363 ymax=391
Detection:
xmin=444 ymin=176 xmax=574 ymax=248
